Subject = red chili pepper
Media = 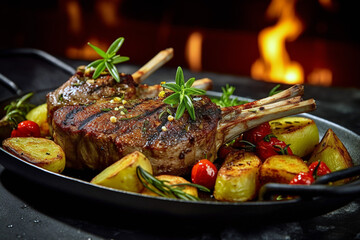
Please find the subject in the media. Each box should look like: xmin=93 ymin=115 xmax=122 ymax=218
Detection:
xmin=289 ymin=172 xmax=314 ymax=185
xmin=191 ymin=159 xmax=218 ymax=189
xmin=242 ymin=122 xmax=272 ymax=145
xmin=309 ymin=161 xmax=331 ymax=177
xmin=256 ymin=136 xmax=293 ymax=161
xmin=11 ymin=120 xmax=41 ymax=138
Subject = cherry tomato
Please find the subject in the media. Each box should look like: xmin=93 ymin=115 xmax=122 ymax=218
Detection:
xmin=290 ymin=172 xmax=314 ymax=185
xmin=217 ymin=145 xmax=236 ymax=160
xmin=256 ymin=137 xmax=293 ymax=161
xmin=308 ymin=161 xmax=331 ymax=177
xmin=11 ymin=120 xmax=41 ymax=138
xmin=242 ymin=122 xmax=272 ymax=144
xmin=191 ymin=159 xmax=218 ymax=189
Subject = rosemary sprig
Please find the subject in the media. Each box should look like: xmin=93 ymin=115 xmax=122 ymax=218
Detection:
xmin=136 ymin=166 xmax=210 ymax=201
xmin=87 ymin=37 xmax=130 ymax=82
xmin=2 ymin=92 xmax=35 ymax=125
xmin=161 ymin=67 xmax=206 ymax=120
xmin=211 ymin=84 xmax=248 ymax=108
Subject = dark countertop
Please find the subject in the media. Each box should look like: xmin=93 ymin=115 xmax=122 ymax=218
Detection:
xmin=1 ymin=53 xmax=360 ymax=240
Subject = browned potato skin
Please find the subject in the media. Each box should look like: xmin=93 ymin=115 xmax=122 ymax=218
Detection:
xmin=141 ymin=175 xmax=198 ymax=198
xmin=308 ymin=128 xmax=353 ymax=183
xmin=269 ymin=117 xmax=319 ymax=157
xmin=260 ymin=155 xmax=309 ymax=185
xmin=2 ymin=137 xmax=66 ymax=173
xmin=214 ymin=150 xmax=262 ymax=202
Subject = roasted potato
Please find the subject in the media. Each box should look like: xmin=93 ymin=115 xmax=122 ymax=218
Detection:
xmin=308 ymin=128 xmax=353 ymax=182
xmin=260 ymin=155 xmax=309 ymax=185
xmin=269 ymin=117 xmax=319 ymax=157
xmin=2 ymin=137 xmax=65 ymax=173
xmin=26 ymin=103 xmax=49 ymax=136
xmin=214 ymin=150 xmax=262 ymax=202
xmin=141 ymin=175 xmax=198 ymax=198
xmin=91 ymin=151 xmax=153 ymax=192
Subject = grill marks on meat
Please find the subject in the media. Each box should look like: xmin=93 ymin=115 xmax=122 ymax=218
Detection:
xmin=47 ymin=71 xmax=138 ymax=119
xmin=52 ymin=96 xmax=221 ymax=175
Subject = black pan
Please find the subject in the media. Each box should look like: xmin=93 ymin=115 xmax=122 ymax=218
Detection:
xmin=1 ymin=88 xmax=360 ymax=222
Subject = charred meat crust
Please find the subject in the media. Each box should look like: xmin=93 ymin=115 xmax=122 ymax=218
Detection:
xmin=46 ymin=71 xmax=138 ymax=119
xmin=52 ymin=95 xmax=221 ymax=175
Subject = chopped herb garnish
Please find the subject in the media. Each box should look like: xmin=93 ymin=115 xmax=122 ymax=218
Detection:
xmin=211 ymin=84 xmax=248 ymax=108
xmin=87 ymin=37 xmax=130 ymax=82
xmin=101 ymin=108 xmax=112 ymax=112
xmin=161 ymin=67 xmax=206 ymax=120
xmin=58 ymin=94 xmax=64 ymax=102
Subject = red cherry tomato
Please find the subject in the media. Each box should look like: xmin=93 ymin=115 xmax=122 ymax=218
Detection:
xmin=290 ymin=172 xmax=314 ymax=185
xmin=217 ymin=145 xmax=236 ymax=160
xmin=308 ymin=161 xmax=331 ymax=177
xmin=242 ymin=122 xmax=272 ymax=144
xmin=11 ymin=120 xmax=41 ymax=138
xmin=191 ymin=159 xmax=218 ymax=189
xmin=256 ymin=137 xmax=293 ymax=161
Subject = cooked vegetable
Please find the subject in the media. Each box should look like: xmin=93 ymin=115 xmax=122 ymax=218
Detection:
xmin=256 ymin=136 xmax=293 ymax=162
xmin=242 ymin=122 xmax=272 ymax=145
xmin=308 ymin=161 xmax=331 ymax=177
xmin=214 ymin=150 xmax=262 ymax=202
xmin=11 ymin=120 xmax=41 ymax=137
xmin=141 ymin=174 xmax=199 ymax=199
xmin=2 ymin=137 xmax=65 ymax=173
xmin=289 ymin=161 xmax=331 ymax=185
xmin=289 ymin=172 xmax=314 ymax=185
xmin=308 ymin=128 xmax=353 ymax=183
xmin=90 ymin=151 xmax=153 ymax=192
xmin=260 ymin=155 xmax=309 ymax=185
xmin=191 ymin=159 xmax=218 ymax=189
xmin=26 ymin=103 xmax=49 ymax=136
xmin=269 ymin=117 xmax=319 ymax=157
xmin=137 ymin=166 xmax=209 ymax=201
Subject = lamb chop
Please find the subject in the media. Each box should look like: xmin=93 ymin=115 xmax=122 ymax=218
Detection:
xmin=46 ymin=48 xmax=212 ymax=120
xmin=51 ymin=84 xmax=315 ymax=176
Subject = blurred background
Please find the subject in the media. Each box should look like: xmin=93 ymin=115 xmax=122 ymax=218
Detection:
xmin=1 ymin=0 xmax=359 ymax=88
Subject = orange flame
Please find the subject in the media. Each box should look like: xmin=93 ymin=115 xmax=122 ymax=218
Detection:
xmin=251 ymin=0 xmax=304 ymax=84
xmin=185 ymin=31 xmax=203 ymax=72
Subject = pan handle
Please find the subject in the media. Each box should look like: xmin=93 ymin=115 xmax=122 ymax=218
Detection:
xmin=0 ymin=73 xmax=22 ymax=95
xmin=0 ymin=48 xmax=75 ymax=96
xmin=0 ymin=48 xmax=75 ymax=75
xmin=259 ymin=165 xmax=360 ymax=200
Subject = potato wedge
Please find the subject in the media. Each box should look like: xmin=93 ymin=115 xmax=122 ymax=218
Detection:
xmin=214 ymin=150 xmax=262 ymax=202
xmin=308 ymin=129 xmax=353 ymax=182
xmin=141 ymin=175 xmax=198 ymax=198
xmin=269 ymin=117 xmax=319 ymax=157
xmin=26 ymin=103 xmax=49 ymax=136
xmin=260 ymin=155 xmax=309 ymax=185
xmin=2 ymin=137 xmax=65 ymax=173
xmin=91 ymin=151 xmax=153 ymax=192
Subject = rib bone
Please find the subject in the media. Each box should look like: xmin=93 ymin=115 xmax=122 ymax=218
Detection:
xmin=131 ymin=48 xmax=174 ymax=84
xmin=217 ymin=97 xmax=316 ymax=148
xmin=137 ymin=78 xmax=213 ymax=98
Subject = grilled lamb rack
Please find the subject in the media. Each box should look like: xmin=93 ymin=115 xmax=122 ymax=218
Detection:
xmin=51 ymin=84 xmax=315 ymax=176
xmin=46 ymin=48 xmax=212 ymax=119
